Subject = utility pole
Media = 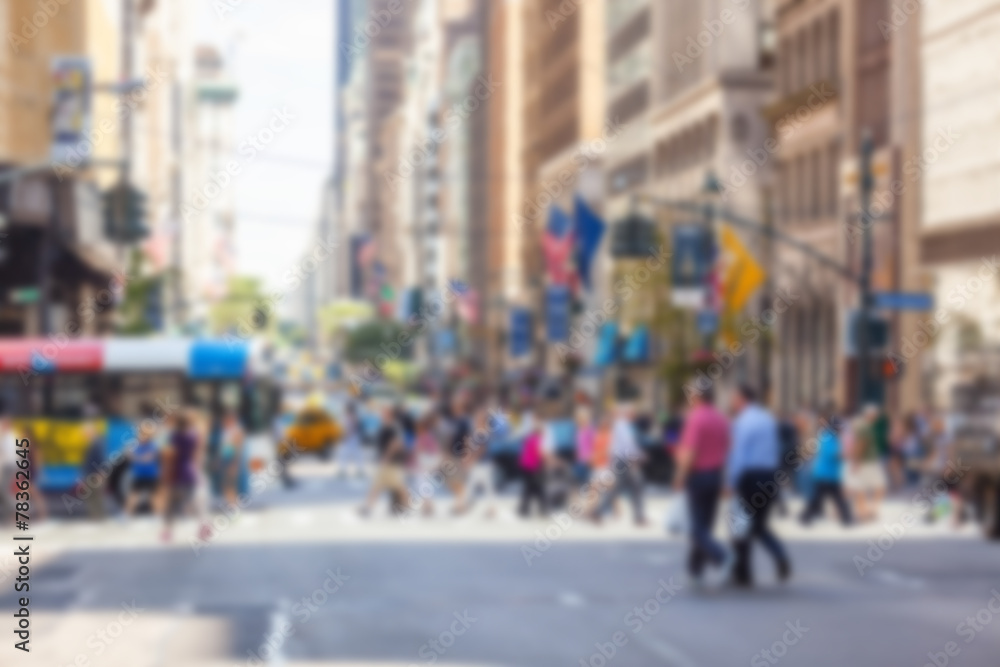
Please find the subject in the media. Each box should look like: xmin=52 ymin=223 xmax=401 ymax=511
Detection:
xmin=857 ymin=131 xmax=875 ymax=410
xmin=119 ymin=0 xmax=134 ymax=267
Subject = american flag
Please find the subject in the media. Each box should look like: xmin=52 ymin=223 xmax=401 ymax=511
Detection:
xmin=449 ymin=279 xmax=480 ymax=324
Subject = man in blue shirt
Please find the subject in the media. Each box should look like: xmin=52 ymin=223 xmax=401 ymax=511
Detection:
xmin=727 ymin=384 xmax=790 ymax=587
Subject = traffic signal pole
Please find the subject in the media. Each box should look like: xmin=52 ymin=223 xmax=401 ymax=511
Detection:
xmin=625 ymin=137 xmax=879 ymax=409
xmin=858 ymin=132 xmax=875 ymax=410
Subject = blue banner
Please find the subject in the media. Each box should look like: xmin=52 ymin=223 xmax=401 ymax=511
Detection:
xmin=672 ymin=225 xmax=714 ymax=289
xmin=509 ymin=308 xmax=533 ymax=358
xmin=546 ymin=286 xmax=572 ymax=342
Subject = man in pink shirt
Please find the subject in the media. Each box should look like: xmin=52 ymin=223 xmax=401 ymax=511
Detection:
xmin=673 ymin=385 xmax=731 ymax=584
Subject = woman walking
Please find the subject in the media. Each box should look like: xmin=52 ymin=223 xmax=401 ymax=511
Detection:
xmin=800 ymin=409 xmax=852 ymax=526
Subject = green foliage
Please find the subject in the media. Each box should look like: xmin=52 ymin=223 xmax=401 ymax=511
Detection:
xmin=342 ymin=320 xmax=412 ymax=363
xmin=117 ymin=248 xmax=162 ymax=335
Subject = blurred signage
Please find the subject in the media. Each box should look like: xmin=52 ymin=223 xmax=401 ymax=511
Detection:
xmin=697 ymin=309 xmax=719 ymax=335
xmin=509 ymin=308 xmax=533 ymax=358
xmin=0 ymin=340 xmax=102 ymax=372
xmin=9 ymin=176 xmax=53 ymax=224
xmin=671 ymin=225 xmax=713 ymax=309
xmin=51 ymin=56 xmax=92 ymax=164
xmin=9 ymin=287 xmax=40 ymax=304
xmin=546 ymin=285 xmax=571 ymax=342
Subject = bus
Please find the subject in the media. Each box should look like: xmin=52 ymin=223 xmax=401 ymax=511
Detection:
xmin=0 ymin=337 xmax=280 ymax=496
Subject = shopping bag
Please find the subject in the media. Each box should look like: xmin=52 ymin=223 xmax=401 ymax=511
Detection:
xmin=664 ymin=493 xmax=688 ymax=536
xmin=727 ymin=497 xmax=752 ymax=539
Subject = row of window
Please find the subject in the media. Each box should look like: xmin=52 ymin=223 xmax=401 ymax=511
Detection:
xmin=654 ymin=115 xmax=719 ymax=178
xmin=775 ymin=140 xmax=841 ymax=223
xmin=777 ymin=9 xmax=840 ymax=97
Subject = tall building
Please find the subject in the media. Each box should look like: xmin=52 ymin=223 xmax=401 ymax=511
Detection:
xmin=484 ymin=0 xmax=526 ymax=376
xmin=769 ymin=0 xmax=923 ymax=412
xmin=180 ymin=45 xmax=238 ymax=331
xmin=0 ymin=0 xmax=122 ymax=339
xmin=521 ymin=0 xmax=607 ymax=373
xmin=920 ymin=0 xmax=1000 ymax=408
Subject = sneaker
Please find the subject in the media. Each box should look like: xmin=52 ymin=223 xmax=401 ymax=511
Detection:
xmin=707 ymin=547 xmax=734 ymax=587
xmin=777 ymin=559 xmax=792 ymax=584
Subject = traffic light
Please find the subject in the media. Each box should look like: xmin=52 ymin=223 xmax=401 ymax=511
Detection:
xmin=103 ymin=182 xmax=149 ymax=243
xmin=850 ymin=312 xmax=890 ymax=351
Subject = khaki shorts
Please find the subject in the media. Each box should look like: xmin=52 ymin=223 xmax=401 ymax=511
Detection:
xmin=374 ymin=464 xmax=406 ymax=492
xmin=846 ymin=461 xmax=887 ymax=494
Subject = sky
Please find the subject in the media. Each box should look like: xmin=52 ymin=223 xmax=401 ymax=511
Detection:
xmin=195 ymin=0 xmax=334 ymax=290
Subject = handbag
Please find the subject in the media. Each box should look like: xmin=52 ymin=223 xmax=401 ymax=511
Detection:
xmin=727 ymin=497 xmax=752 ymax=539
xmin=664 ymin=493 xmax=688 ymax=536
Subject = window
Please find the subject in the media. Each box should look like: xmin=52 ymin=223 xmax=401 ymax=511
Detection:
xmin=829 ymin=10 xmax=840 ymax=83
xmin=810 ymin=150 xmax=821 ymax=219
xmin=827 ymin=139 xmax=841 ymax=216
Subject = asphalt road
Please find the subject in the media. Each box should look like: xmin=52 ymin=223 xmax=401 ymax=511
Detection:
xmin=4 ymin=466 xmax=1000 ymax=666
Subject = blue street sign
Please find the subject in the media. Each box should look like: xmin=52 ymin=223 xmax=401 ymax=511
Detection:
xmin=872 ymin=292 xmax=934 ymax=311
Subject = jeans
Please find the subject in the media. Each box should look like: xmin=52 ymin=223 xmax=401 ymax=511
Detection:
xmin=685 ymin=468 xmax=726 ymax=578
xmin=800 ymin=480 xmax=852 ymax=526
xmin=519 ymin=468 xmax=546 ymax=517
xmin=597 ymin=459 xmax=645 ymax=523
xmin=733 ymin=469 xmax=789 ymax=584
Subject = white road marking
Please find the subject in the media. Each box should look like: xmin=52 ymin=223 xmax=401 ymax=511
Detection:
xmin=635 ymin=635 xmax=699 ymax=667
xmin=267 ymin=599 xmax=292 ymax=666
xmin=558 ymin=591 xmax=586 ymax=607
xmin=643 ymin=553 xmax=674 ymax=566
xmin=873 ymin=569 xmax=925 ymax=590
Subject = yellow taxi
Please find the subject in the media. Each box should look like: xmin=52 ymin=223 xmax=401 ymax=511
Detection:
xmin=280 ymin=407 xmax=342 ymax=459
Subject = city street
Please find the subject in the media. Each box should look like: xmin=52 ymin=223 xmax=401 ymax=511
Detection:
xmin=4 ymin=460 xmax=999 ymax=667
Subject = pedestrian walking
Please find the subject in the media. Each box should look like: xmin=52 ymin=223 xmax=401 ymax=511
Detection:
xmin=518 ymin=417 xmax=547 ymax=518
xmin=672 ymin=385 xmax=730 ymax=585
xmin=459 ymin=404 xmax=501 ymax=517
xmin=574 ymin=405 xmax=595 ymax=486
xmin=338 ymin=403 xmax=366 ymax=479
xmin=162 ymin=409 xmax=212 ymax=543
xmin=845 ymin=404 xmax=887 ymax=523
xmin=219 ymin=408 xmax=244 ymax=507
xmin=413 ymin=414 xmax=441 ymax=516
xmin=358 ymin=405 xmax=410 ymax=516
xmin=439 ymin=394 xmax=471 ymax=513
xmin=126 ymin=418 xmax=161 ymax=516
xmin=0 ymin=407 xmax=19 ymax=521
xmin=923 ymin=414 xmax=965 ymax=527
xmin=593 ymin=402 xmax=647 ymax=526
xmin=727 ymin=384 xmax=791 ymax=587
xmin=799 ymin=408 xmax=852 ymax=526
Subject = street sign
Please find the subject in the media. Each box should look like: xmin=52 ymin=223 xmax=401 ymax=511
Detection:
xmin=9 ymin=287 xmax=40 ymax=304
xmin=51 ymin=57 xmax=92 ymax=164
xmin=873 ymin=291 xmax=934 ymax=311
xmin=671 ymin=224 xmax=714 ymax=310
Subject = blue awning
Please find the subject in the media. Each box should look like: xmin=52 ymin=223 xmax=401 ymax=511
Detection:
xmin=189 ymin=340 xmax=249 ymax=379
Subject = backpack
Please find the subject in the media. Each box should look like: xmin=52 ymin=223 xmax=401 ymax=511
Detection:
xmin=519 ymin=432 xmax=542 ymax=472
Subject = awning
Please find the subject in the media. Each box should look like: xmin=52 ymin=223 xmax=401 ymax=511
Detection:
xmin=593 ymin=322 xmax=618 ymax=367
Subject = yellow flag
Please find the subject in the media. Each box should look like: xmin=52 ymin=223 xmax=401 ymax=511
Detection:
xmin=720 ymin=226 xmax=765 ymax=313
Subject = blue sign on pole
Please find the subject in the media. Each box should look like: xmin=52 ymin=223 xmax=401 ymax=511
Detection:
xmin=873 ymin=292 xmax=934 ymax=311
xmin=509 ymin=308 xmax=533 ymax=358
xmin=671 ymin=225 xmax=714 ymax=289
xmin=546 ymin=286 xmax=572 ymax=342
